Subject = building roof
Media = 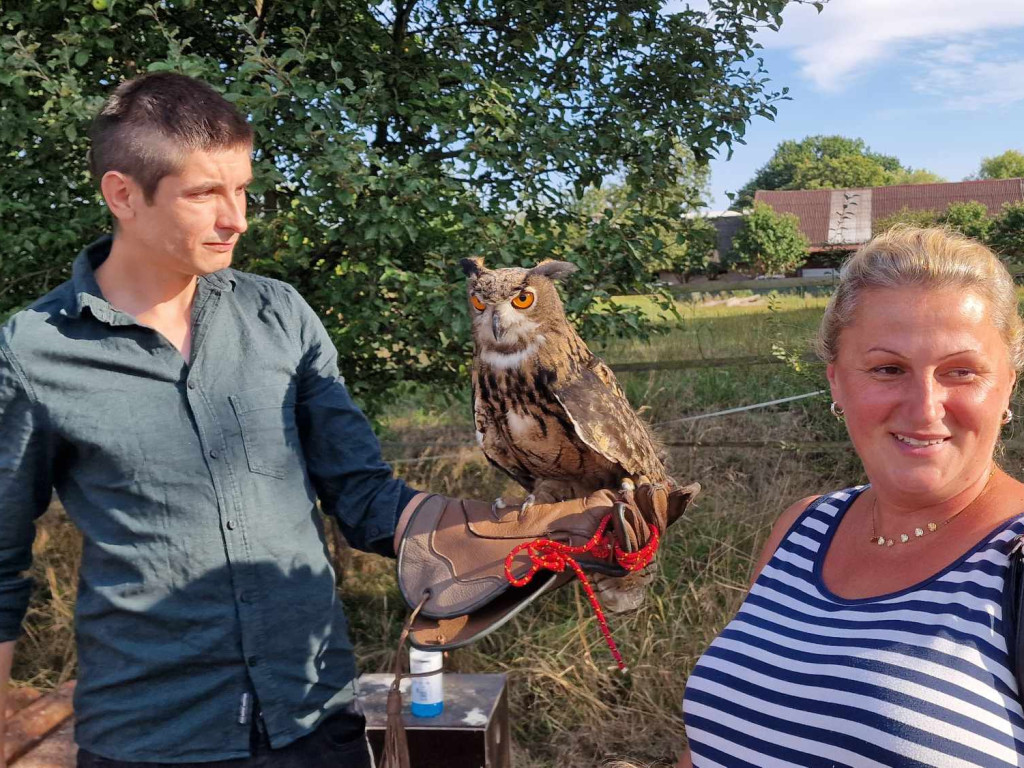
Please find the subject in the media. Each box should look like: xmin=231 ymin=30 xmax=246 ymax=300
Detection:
xmin=753 ymin=189 xmax=832 ymax=245
xmin=754 ymin=178 xmax=1024 ymax=248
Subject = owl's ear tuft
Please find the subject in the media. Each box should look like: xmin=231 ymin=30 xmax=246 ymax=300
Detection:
xmin=529 ymin=260 xmax=578 ymax=282
xmin=460 ymin=257 xmax=486 ymax=277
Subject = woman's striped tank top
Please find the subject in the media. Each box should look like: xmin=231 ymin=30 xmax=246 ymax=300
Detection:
xmin=683 ymin=486 xmax=1024 ymax=767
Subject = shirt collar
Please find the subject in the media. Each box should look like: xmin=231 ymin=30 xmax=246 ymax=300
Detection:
xmin=64 ymin=235 xmax=236 ymax=322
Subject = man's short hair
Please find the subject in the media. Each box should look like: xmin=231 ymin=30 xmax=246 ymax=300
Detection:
xmin=88 ymin=73 xmax=253 ymax=202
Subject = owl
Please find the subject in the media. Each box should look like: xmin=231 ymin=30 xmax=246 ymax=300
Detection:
xmin=460 ymin=257 xmax=673 ymax=611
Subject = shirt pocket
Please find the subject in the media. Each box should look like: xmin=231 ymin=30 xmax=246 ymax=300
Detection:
xmin=229 ymin=385 xmax=301 ymax=479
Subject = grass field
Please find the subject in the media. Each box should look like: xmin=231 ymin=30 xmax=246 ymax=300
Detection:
xmin=18 ymin=292 xmax=1018 ymax=766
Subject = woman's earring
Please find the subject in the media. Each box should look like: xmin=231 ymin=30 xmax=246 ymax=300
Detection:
xmin=1002 ymin=408 xmax=1013 ymax=425
xmin=830 ymin=402 xmax=845 ymax=421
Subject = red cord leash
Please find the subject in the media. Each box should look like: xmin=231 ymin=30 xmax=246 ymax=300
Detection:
xmin=503 ymin=513 xmax=660 ymax=673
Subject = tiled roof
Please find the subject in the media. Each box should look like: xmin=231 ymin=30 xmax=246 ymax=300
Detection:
xmin=871 ymin=178 xmax=1024 ymax=221
xmin=755 ymin=179 xmax=1024 ymax=247
xmin=753 ymin=189 xmax=831 ymax=244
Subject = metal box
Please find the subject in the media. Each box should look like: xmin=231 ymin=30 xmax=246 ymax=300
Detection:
xmin=357 ymin=672 xmax=511 ymax=768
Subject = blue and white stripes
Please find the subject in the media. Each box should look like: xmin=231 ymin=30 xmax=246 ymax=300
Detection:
xmin=683 ymin=488 xmax=1024 ymax=767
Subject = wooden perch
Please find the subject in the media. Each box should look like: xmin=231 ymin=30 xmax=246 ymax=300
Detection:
xmin=6 ymin=682 xmax=76 ymax=764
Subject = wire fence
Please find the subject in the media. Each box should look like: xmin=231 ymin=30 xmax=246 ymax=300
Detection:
xmin=606 ymin=353 xmax=820 ymax=373
xmin=383 ymin=387 xmax=832 ymax=465
xmin=380 ymin=350 xmax=1024 ymax=465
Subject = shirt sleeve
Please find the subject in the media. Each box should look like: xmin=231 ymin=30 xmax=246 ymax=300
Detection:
xmin=0 ymin=343 xmax=53 ymax=642
xmin=290 ymin=289 xmax=418 ymax=558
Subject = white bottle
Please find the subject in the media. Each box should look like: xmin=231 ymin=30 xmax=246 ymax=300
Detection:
xmin=409 ymin=647 xmax=444 ymax=717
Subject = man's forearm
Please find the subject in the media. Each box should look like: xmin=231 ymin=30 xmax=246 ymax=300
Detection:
xmin=0 ymin=639 xmax=16 ymax=767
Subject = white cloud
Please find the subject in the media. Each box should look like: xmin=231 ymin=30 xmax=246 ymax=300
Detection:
xmin=766 ymin=0 xmax=1024 ymax=98
xmin=915 ymin=55 xmax=1024 ymax=110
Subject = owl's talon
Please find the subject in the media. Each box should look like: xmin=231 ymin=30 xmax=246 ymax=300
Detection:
xmin=491 ymin=497 xmax=506 ymax=515
xmin=620 ymin=478 xmax=636 ymax=493
xmin=614 ymin=502 xmax=637 ymax=553
xmin=519 ymin=494 xmax=536 ymax=516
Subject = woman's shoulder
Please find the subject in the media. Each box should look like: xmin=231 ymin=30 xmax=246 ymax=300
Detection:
xmin=748 ymin=492 xmax=835 ymax=587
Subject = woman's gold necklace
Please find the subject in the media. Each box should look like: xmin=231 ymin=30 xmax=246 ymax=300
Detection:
xmin=869 ymin=467 xmax=996 ymax=547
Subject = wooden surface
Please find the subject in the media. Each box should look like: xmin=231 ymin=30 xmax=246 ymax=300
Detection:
xmin=7 ymin=683 xmax=76 ymax=767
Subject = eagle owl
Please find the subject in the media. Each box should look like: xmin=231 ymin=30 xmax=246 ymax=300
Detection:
xmin=461 ymin=257 xmax=672 ymax=612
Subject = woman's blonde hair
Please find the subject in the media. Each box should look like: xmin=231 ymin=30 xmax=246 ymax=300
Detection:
xmin=815 ymin=225 xmax=1024 ymax=370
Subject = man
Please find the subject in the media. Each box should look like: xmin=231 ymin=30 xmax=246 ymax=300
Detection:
xmin=0 ymin=72 xmax=674 ymax=767
xmin=0 ymin=72 xmax=407 ymax=766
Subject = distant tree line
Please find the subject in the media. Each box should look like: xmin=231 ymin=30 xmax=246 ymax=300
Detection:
xmin=734 ymin=138 xmax=1024 ymax=208
xmin=732 ymin=135 xmax=946 ymax=210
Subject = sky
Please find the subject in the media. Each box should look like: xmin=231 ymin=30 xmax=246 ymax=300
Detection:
xmin=664 ymin=0 xmax=1024 ymax=210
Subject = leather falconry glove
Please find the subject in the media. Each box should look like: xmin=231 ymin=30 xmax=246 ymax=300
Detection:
xmin=394 ymin=479 xmax=699 ymax=650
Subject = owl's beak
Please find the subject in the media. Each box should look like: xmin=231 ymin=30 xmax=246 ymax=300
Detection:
xmin=491 ymin=312 xmax=505 ymax=341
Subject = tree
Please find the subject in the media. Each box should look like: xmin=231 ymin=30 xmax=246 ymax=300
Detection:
xmin=789 ymin=153 xmax=892 ymax=190
xmin=940 ymin=201 xmax=993 ymax=243
xmin=891 ymin=168 xmax=947 ymax=186
xmin=978 ymin=150 xmax=1024 ymax=180
xmin=1 ymin=0 xmax=817 ymax=411
xmin=872 ymin=207 xmax=941 ymax=234
xmin=989 ymin=202 xmax=1024 ymax=265
xmin=573 ymin=146 xmax=717 ymax=282
xmin=625 ymin=213 xmax=718 ymax=281
xmin=733 ymin=135 xmax=944 ymax=209
xmin=873 ymin=202 xmax=995 ymax=243
xmin=728 ymin=201 xmax=809 ymax=275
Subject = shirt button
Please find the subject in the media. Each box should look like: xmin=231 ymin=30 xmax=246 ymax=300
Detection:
xmin=368 ymin=525 xmax=380 ymax=538
xmin=240 ymin=591 xmax=253 ymax=604
xmin=226 ymin=520 xmax=236 ymax=530
xmin=247 ymin=656 xmax=260 ymax=668
xmin=209 ymin=449 xmax=218 ymax=459
xmin=187 ymin=381 xmax=197 ymax=390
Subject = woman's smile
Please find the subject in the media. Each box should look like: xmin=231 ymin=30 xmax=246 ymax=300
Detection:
xmin=828 ymin=284 xmax=1014 ymax=505
xmin=891 ymin=431 xmax=951 ymax=455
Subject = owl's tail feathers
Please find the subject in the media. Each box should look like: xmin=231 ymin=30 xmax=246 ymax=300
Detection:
xmin=592 ymin=570 xmax=654 ymax=614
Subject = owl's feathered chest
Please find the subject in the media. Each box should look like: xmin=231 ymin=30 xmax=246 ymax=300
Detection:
xmin=476 ymin=359 xmax=575 ymax=438
xmin=472 ymin=348 xmax=625 ymax=489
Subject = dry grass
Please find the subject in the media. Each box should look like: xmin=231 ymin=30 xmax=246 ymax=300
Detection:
xmin=14 ymin=298 xmax=869 ymax=764
xmin=374 ymin=407 xmax=860 ymax=767
xmin=15 ymin=504 xmax=80 ymax=689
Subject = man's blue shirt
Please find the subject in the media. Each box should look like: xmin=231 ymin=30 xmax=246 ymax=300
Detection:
xmin=0 ymin=236 xmax=417 ymax=761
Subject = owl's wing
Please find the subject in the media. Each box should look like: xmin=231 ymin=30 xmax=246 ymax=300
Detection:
xmin=472 ymin=369 xmax=536 ymax=491
xmin=551 ymin=358 xmax=663 ymax=479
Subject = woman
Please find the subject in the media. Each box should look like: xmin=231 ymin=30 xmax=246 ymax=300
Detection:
xmin=680 ymin=226 xmax=1024 ymax=767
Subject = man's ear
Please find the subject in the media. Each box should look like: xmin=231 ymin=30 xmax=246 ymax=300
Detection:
xmin=100 ymin=171 xmax=139 ymax=224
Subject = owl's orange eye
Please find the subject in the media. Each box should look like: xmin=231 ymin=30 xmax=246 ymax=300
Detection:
xmin=511 ymin=291 xmax=535 ymax=309
xmin=471 ymin=295 xmax=486 ymax=312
